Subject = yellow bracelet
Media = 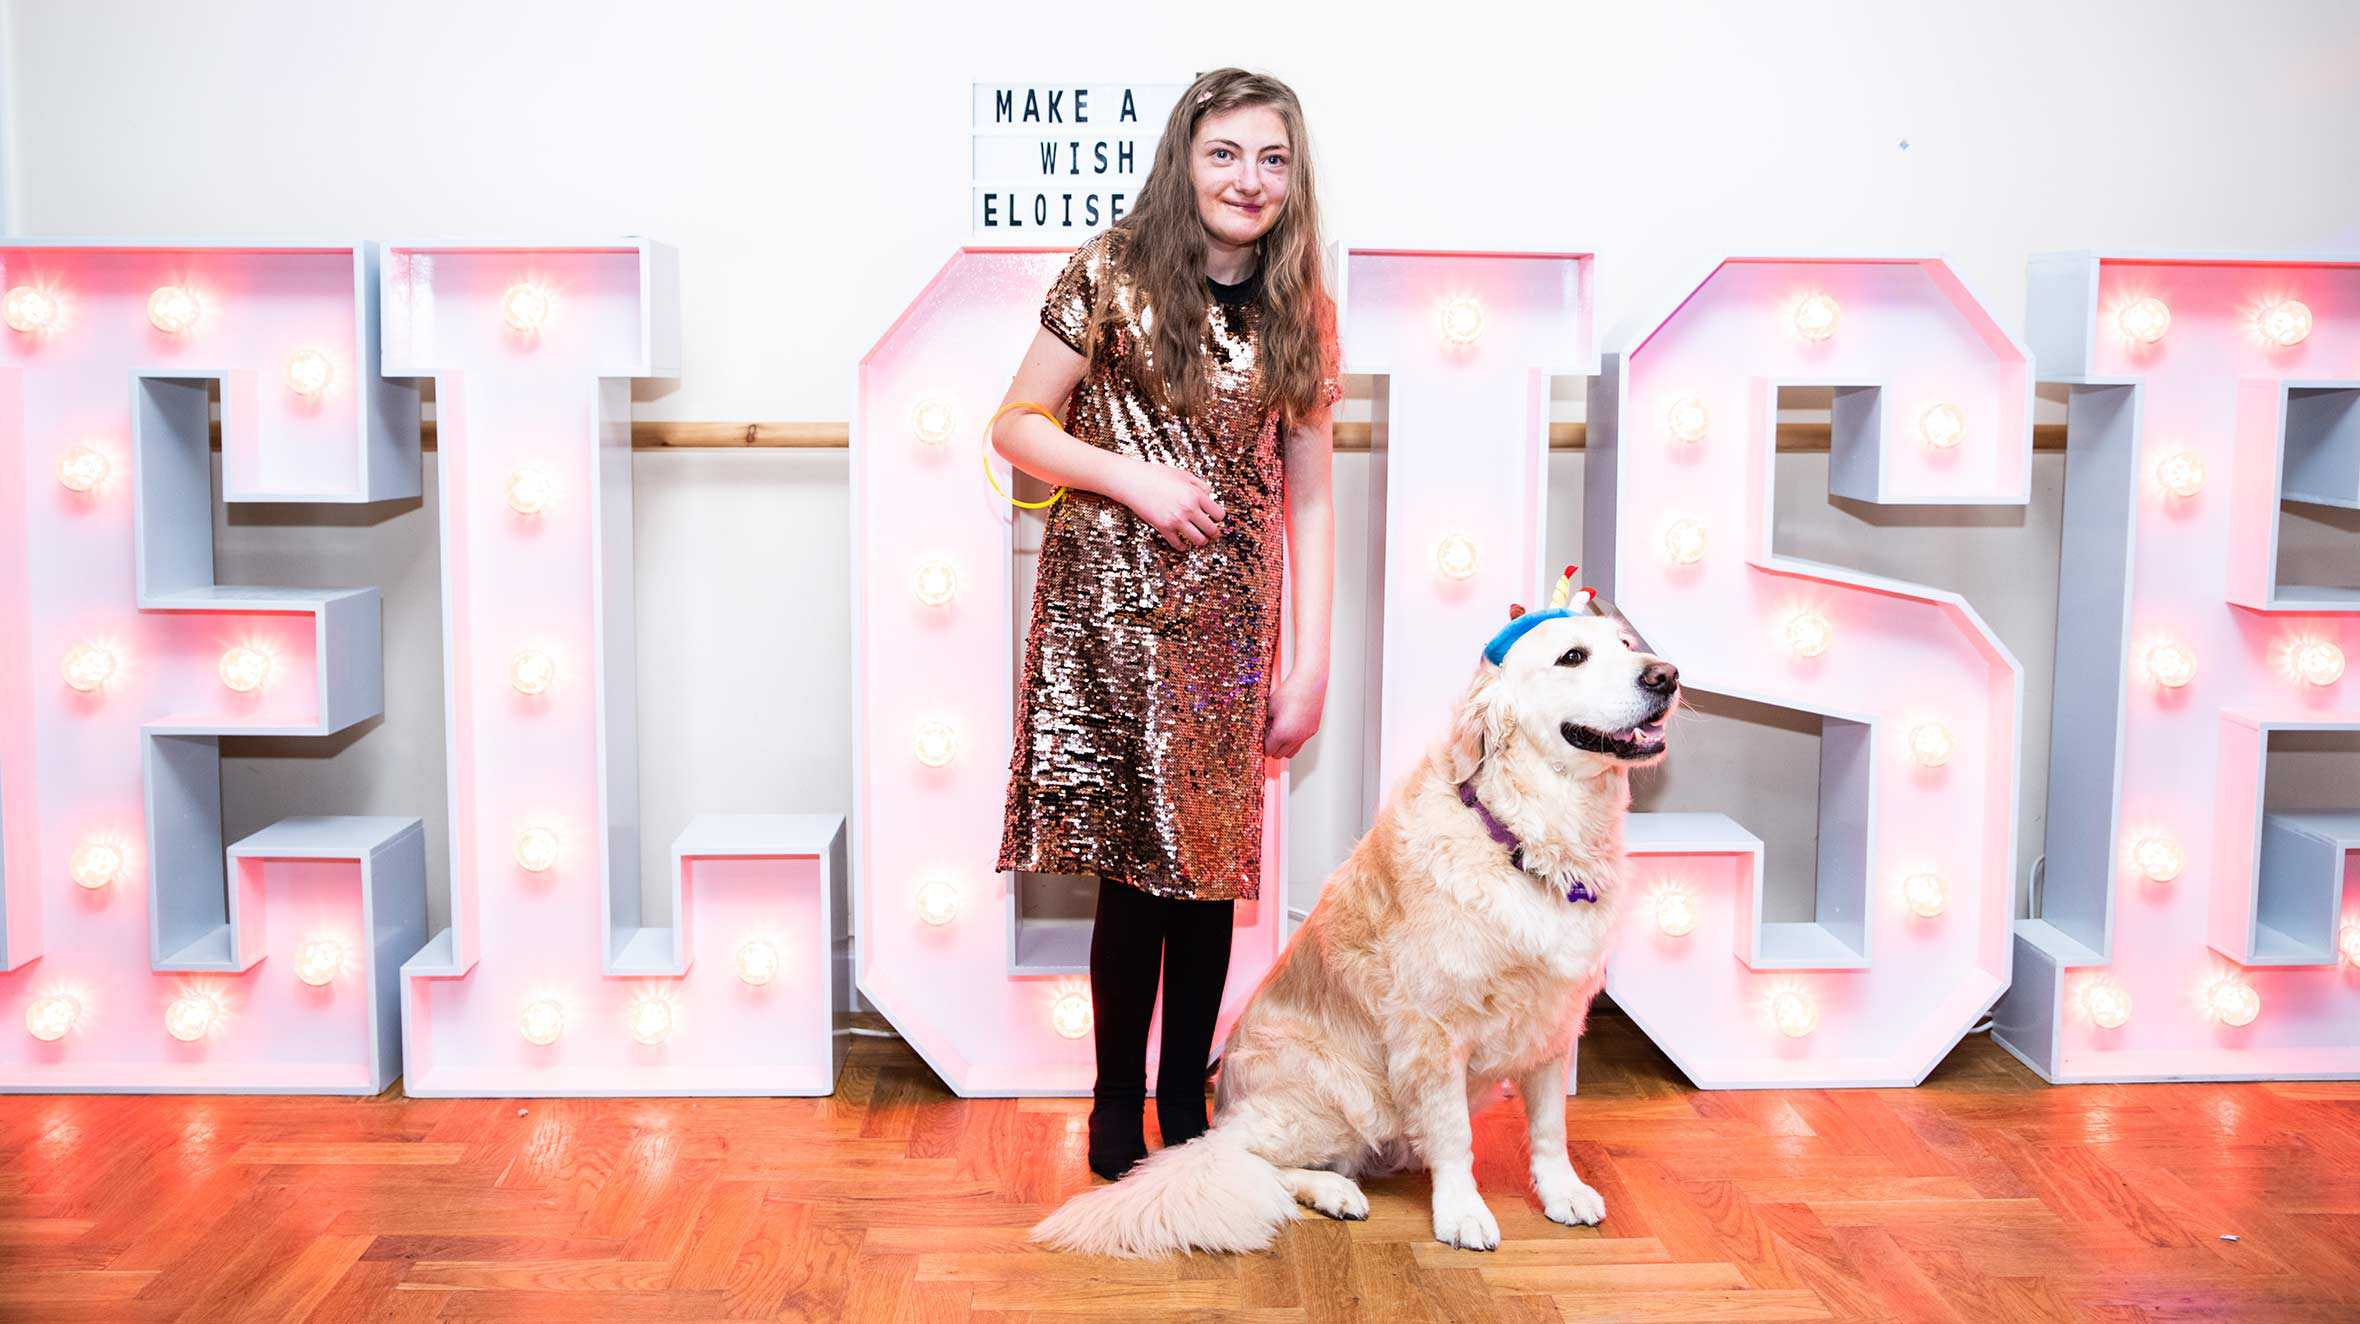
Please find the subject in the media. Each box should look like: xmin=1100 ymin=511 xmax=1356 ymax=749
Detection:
xmin=981 ymin=401 xmax=1068 ymax=509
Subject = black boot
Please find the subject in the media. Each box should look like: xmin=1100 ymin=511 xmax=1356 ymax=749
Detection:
xmin=1153 ymin=897 xmax=1235 ymax=1149
xmin=1087 ymin=1084 xmax=1148 ymax=1180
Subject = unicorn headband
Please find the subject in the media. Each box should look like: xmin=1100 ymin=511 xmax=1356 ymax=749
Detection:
xmin=1481 ymin=564 xmax=1597 ymax=666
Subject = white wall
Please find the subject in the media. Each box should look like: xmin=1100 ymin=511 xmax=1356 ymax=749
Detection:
xmin=14 ymin=0 xmax=2360 ymax=931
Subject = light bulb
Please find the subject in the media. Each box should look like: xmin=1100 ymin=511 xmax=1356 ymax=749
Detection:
xmin=1665 ymin=395 xmax=1709 ymax=445
xmin=2081 ymin=979 xmax=2132 ymax=1030
xmin=510 ymin=650 xmax=556 ymax=696
xmin=1783 ymin=611 xmax=1831 ymax=659
xmin=1050 ymin=989 xmax=1092 ymax=1039
xmin=2206 ymin=975 xmax=2260 ymax=1027
xmin=1919 ymin=403 xmax=1966 ymax=450
xmin=1770 ymin=988 xmax=1818 ymax=1038
xmin=519 ymin=997 xmax=564 ymax=1045
xmin=913 ymin=558 xmax=959 ymax=607
xmin=506 ymin=464 xmax=556 ymax=515
xmin=2295 ymin=640 xmax=2345 ymax=688
xmin=2339 ymin=922 xmax=2360 ymax=967
xmin=1434 ymin=534 xmax=1479 ymax=581
xmin=1908 ymin=722 xmax=1954 ymax=768
xmin=62 ymin=643 xmax=117 ymax=693
xmin=2256 ymin=299 xmax=2312 ymax=348
xmin=502 ymin=282 xmax=552 ymax=333
xmin=2118 ymin=296 xmax=2171 ymax=345
xmin=1792 ymin=293 xmax=1840 ymax=343
xmin=515 ymin=826 xmax=560 ymax=873
xmin=1663 ymin=519 xmax=1707 ymax=566
xmin=4 ymin=285 xmax=59 ymax=334
xmin=218 ymin=645 xmax=270 ymax=694
xmin=2157 ymin=450 xmax=2206 ymax=499
xmin=1902 ymin=872 xmax=1947 ymax=919
xmin=1654 ymin=887 xmax=1696 ymax=938
xmin=147 ymin=285 xmax=200 ymax=335
xmin=736 ymin=938 xmax=779 ymax=986
xmin=285 ymin=348 xmax=333 ymax=398
xmin=910 ymin=398 xmax=955 ymax=445
xmin=628 ymin=996 xmax=674 ymax=1045
xmin=913 ymin=720 xmax=959 ymax=768
xmin=2146 ymin=642 xmax=2196 ymax=690
xmin=2133 ymin=836 xmax=2182 ymax=884
xmin=57 ymin=445 xmax=109 ymax=493
xmin=25 ymin=993 xmax=77 ymax=1042
xmin=915 ymin=879 xmax=960 ymax=927
xmin=70 ymin=841 xmax=124 ymax=890
xmin=164 ymin=990 xmax=222 ymax=1042
xmin=1438 ymin=296 xmax=1484 ymax=346
xmin=295 ymin=937 xmax=343 ymax=986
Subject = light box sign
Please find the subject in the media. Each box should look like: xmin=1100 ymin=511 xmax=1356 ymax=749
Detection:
xmin=970 ymin=82 xmax=1181 ymax=234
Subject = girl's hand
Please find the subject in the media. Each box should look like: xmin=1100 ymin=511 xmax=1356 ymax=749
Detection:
xmin=1117 ymin=459 xmax=1225 ymax=550
xmin=1263 ymin=672 xmax=1327 ymax=759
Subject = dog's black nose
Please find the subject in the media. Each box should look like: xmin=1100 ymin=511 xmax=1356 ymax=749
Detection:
xmin=1638 ymin=661 xmax=1680 ymax=694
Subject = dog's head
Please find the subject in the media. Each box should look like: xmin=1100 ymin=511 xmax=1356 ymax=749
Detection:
xmin=1443 ymin=611 xmax=1680 ymax=781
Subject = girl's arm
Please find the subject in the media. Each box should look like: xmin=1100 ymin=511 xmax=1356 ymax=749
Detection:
xmin=1264 ymin=395 xmax=1335 ymax=759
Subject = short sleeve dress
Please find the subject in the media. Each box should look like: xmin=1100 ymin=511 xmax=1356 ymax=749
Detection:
xmin=994 ymin=227 xmax=1342 ymax=902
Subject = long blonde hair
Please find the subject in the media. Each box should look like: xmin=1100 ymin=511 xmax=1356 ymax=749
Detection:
xmin=1081 ymin=67 xmax=1336 ymax=430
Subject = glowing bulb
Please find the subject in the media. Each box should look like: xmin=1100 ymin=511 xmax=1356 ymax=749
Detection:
xmin=913 ymin=558 xmax=959 ymax=607
xmin=164 ymin=990 xmax=222 ymax=1042
xmin=1434 ymin=534 xmax=1479 ymax=581
xmin=1770 ymin=988 xmax=1818 ymax=1038
xmin=295 ymin=937 xmax=343 ymax=987
xmin=2118 ymin=296 xmax=2170 ymax=345
xmin=147 ymin=285 xmax=200 ymax=335
xmin=519 ymin=997 xmax=564 ymax=1045
xmin=910 ymin=398 xmax=955 ymax=445
xmin=218 ymin=645 xmax=270 ymax=694
xmin=1438 ymin=296 xmax=1484 ymax=346
xmin=915 ymin=878 xmax=960 ymax=927
xmin=57 ymin=445 xmax=109 ymax=493
xmin=1919 ymin=403 xmax=1966 ymax=450
xmin=2294 ymin=640 xmax=2345 ymax=687
xmin=515 ymin=826 xmax=560 ymax=873
xmin=913 ymin=720 xmax=959 ymax=768
xmin=2256 ymin=299 xmax=2312 ymax=348
xmin=1782 ymin=611 xmax=1831 ymax=659
xmin=1902 ymin=872 xmax=1947 ymax=919
xmin=2146 ymin=642 xmax=2196 ymax=690
xmin=502 ymin=282 xmax=552 ymax=333
xmin=2081 ymin=979 xmax=2132 ymax=1029
xmin=1908 ymin=722 xmax=1954 ymax=768
xmin=1050 ymin=989 xmax=1092 ymax=1039
xmin=2133 ymin=836 xmax=2182 ymax=883
xmin=2340 ymin=922 xmax=2360 ymax=967
xmin=2206 ymin=975 xmax=2260 ymax=1027
xmin=736 ymin=938 xmax=779 ymax=986
xmin=62 ymin=643 xmax=117 ymax=693
xmin=1665 ymin=395 xmax=1709 ymax=445
xmin=1654 ymin=887 xmax=1696 ymax=938
xmin=510 ymin=650 xmax=556 ymax=696
xmin=506 ymin=464 xmax=556 ymax=515
xmin=628 ymin=996 xmax=674 ymax=1045
xmin=2157 ymin=450 xmax=2206 ymax=499
xmin=69 ymin=841 xmax=124 ymax=890
xmin=25 ymin=993 xmax=77 ymax=1042
xmin=285 ymin=348 xmax=333 ymax=398
xmin=4 ymin=285 xmax=59 ymax=334
xmin=1792 ymin=293 xmax=1840 ymax=343
xmin=1663 ymin=519 xmax=1707 ymax=566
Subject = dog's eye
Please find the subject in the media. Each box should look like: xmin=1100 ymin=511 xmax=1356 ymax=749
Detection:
xmin=1558 ymin=647 xmax=1589 ymax=667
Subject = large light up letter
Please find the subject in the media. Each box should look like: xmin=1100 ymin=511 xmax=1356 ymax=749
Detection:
xmin=390 ymin=242 xmax=849 ymax=1096
xmin=1588 ymin=258 xmax=2031 ymax=1087
xmin=1996 ymin=254 xmax=2360 ymax=1081
xmin=0 ymin=241 xmax=424 ymax=1092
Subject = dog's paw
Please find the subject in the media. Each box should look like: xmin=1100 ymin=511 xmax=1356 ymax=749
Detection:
xmin=1292 ymin=1170 xmax=1370 ymax=1221
xmin=1534 ymin=1163 xmax=1606 ymax=1227
xmin=1431 ymin=1193 xmax=1501 ymax=1251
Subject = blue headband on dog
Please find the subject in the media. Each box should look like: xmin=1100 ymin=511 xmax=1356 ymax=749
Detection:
xmin=1482 ymin=607 xmax=1573 ymax=667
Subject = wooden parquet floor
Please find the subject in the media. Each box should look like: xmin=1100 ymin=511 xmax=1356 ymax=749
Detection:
xmin=4 ymin=1007 xmax=2358 ymax=1322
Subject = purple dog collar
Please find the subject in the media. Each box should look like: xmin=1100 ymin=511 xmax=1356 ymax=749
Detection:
xmin=1456 ymin=778 xmax=1598 ymax=904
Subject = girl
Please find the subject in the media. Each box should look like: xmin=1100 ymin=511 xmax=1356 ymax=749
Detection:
xmin=990 ymin=67 xmax=1339 ymax=1180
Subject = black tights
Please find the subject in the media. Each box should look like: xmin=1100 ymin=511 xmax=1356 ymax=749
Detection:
xmin=1086 ymin=875 xmax=1234 ymax=1174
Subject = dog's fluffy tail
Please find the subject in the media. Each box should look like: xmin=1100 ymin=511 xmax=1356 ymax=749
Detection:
xmin=1029 ymin=1124 xmax=1297 ymax=1258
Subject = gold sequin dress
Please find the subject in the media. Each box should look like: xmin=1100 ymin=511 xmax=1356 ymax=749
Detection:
xmin=995 ymin=228 xmax=1340 ymax=902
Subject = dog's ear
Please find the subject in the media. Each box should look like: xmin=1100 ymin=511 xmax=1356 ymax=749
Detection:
xmin=1442 ymin=660 xmax=1510 ymax=784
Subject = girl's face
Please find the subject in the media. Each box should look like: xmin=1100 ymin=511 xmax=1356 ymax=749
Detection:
xmin=1189 ymin=104 xmax=1291 ymax=250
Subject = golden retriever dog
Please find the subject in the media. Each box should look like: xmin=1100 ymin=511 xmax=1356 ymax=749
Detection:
xmin=1031 ymin=603 xmax=1680 ymax=1257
